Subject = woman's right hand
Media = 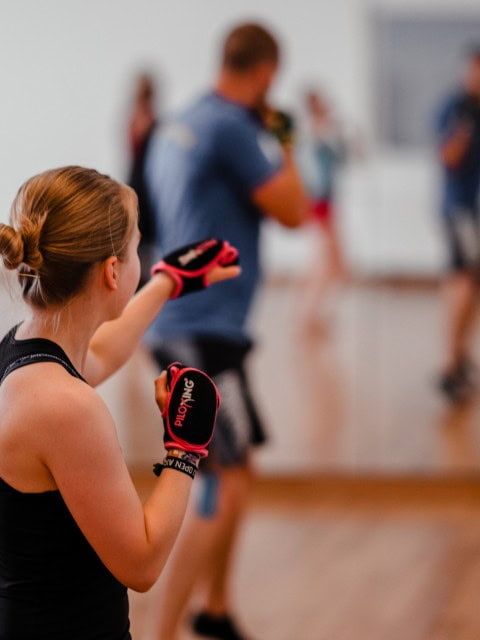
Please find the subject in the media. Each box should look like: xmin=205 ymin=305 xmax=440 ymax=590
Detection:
xmin=156 ymin=362 xmax=220 ymax=458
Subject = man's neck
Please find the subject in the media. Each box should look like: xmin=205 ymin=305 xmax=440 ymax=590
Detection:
xmin=214 ymin=71 xmax=258 ymax=108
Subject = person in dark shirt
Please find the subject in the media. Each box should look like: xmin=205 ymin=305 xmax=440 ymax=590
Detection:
xmin=0 ymin=166 xmax=238 ymax=639
xmin=434 ymin=46 xmax=480 ymax=402
xmin=127 ymin=72 xmax=160 ymax=287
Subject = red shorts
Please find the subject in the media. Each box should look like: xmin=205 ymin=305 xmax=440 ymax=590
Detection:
xmin=310 ymin=199 xmax=333 ymax=227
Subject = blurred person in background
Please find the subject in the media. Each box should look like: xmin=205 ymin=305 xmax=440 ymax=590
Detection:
xmin=145 ymin=21 xmax=308 ymax=640
xmin=295 ymin=89 xmax=352 ymax=336
xmin=127 ymin=73 xmax=160 ymax=287
xmin=435 ymin=46 xmax=480 ymax=403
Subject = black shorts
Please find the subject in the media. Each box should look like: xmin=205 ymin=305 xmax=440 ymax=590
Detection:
xmin=150 ymin=337 xmax=266 ymax=468
xmin=443 ymin=206 xmax=480 ymax=272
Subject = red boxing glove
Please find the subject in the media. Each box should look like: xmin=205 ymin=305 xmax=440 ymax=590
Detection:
xmin=151 ymin=238 xmax=239 ymax=299
xmin=162 ymin=362 xmax=220 ymax=458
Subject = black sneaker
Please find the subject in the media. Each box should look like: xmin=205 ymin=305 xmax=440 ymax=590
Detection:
xmin=192 ymin=611 xmax=249 ymax=640
xmin=437 ymin=371 xmax=469 ymax=404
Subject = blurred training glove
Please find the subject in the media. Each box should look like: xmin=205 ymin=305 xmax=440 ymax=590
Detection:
xmin=151 ymin=238 xmax=239 ymax=299
xmin=265 ymin=109 xmax=295 ymax=146
xmin=162 ymin=362 xmax=220 ymax=458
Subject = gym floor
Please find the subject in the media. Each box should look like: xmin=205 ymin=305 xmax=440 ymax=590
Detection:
xmin=127 ymin=279 xmax=480 ymax=640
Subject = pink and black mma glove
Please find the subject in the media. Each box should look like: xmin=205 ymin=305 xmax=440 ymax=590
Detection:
xmin=162 ymin=362 xmax=220 ymax=457
xmin=151 ymin=238 xmax=239 ymax=299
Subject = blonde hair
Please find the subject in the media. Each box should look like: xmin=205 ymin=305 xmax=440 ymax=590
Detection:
xmin=0 ymin=166 xmax=136 ymax=308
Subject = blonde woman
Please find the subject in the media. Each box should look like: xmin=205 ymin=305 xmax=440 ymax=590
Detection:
xmin=0 ymin=166 xmax=239 ymax=639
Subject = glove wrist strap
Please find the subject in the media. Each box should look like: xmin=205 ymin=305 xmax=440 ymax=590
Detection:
xmin=153 ymin=458 xmax=197 ymax=479
xmin=165 ymin=448 xmax=200 ymax=468
xmin=153 ymin=450 xmax=200 ymax=479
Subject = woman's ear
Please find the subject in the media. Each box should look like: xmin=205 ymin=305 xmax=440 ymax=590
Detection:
xmin=103 ymin=256 xmax=119 ymax=291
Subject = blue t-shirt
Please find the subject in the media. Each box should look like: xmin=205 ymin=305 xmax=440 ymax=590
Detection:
xmin=144 ymin=91 xmax=283 ymax=344
xmin=434 ymin=90 xmax=480 ymax=213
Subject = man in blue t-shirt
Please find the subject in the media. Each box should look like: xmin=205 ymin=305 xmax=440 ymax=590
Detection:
xmin=145 ymin=22 xmax=307 ymax=640
xmin=434 ymin=46 xmax=480 ymax=403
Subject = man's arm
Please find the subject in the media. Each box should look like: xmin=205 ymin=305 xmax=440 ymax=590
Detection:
xmin=439 ymin=123 xmax=472 ymax=169
xmin=252 ymin=145 xmax=309 ymax=228
xmin=435 ymin=95 xmax=473 ymax=170
xmin=251 ymin=105 xmax=309 ymax=227
xmin=216 ymin=112 xmax=309 ymax=229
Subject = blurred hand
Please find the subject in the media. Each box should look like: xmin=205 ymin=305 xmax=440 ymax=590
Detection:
xmin=441 ymin=122 xmax=473 ymax=169
xmin=256 ymin=102 xmax=295 ymax=146
xmin=205 ymin=264 xmax=241 ymax=286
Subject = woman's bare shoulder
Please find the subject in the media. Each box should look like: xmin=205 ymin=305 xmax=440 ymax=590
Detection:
xmin=0 ymin=361 xmax=110 ymax=437
xmin=0 ymin=361 xmax=114 ymax=491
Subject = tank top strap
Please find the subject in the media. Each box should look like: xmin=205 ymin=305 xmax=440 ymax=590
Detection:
xmin=0 ymin=352 xmax=84 ymax=385
xmin=0 ymin=325 xmax=86 ymax=385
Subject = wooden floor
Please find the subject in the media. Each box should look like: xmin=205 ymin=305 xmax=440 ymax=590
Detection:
xmin=248 ymin=279 xmax=480 ymax=477
xmin=125 ymin=280 xmax=480 ymax=640
xmin=129 ymin=474 xmax=480 ymax=640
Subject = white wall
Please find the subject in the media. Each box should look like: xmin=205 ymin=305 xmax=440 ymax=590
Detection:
xmin=0 ymin=0 xmax=478 ymax=277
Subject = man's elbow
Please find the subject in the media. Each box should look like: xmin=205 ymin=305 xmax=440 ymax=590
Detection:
xmin=281 ymin=216 xmax=303 ymax=229
xmin=279 ymin=200 xmax=309 ymax=228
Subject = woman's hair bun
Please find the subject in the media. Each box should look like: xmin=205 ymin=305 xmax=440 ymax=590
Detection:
xmin=0 ymin=223 xmax=25 ymax=270
xmin=20 ymin=216 xmax=44 ymax=271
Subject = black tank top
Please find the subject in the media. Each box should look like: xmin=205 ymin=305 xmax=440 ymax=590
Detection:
xmin=0 ymin=326 xmax=131 ymax=640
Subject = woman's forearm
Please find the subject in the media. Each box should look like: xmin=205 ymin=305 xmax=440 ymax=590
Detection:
xmin=88 ymin=273 xmax=174 ymax=383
